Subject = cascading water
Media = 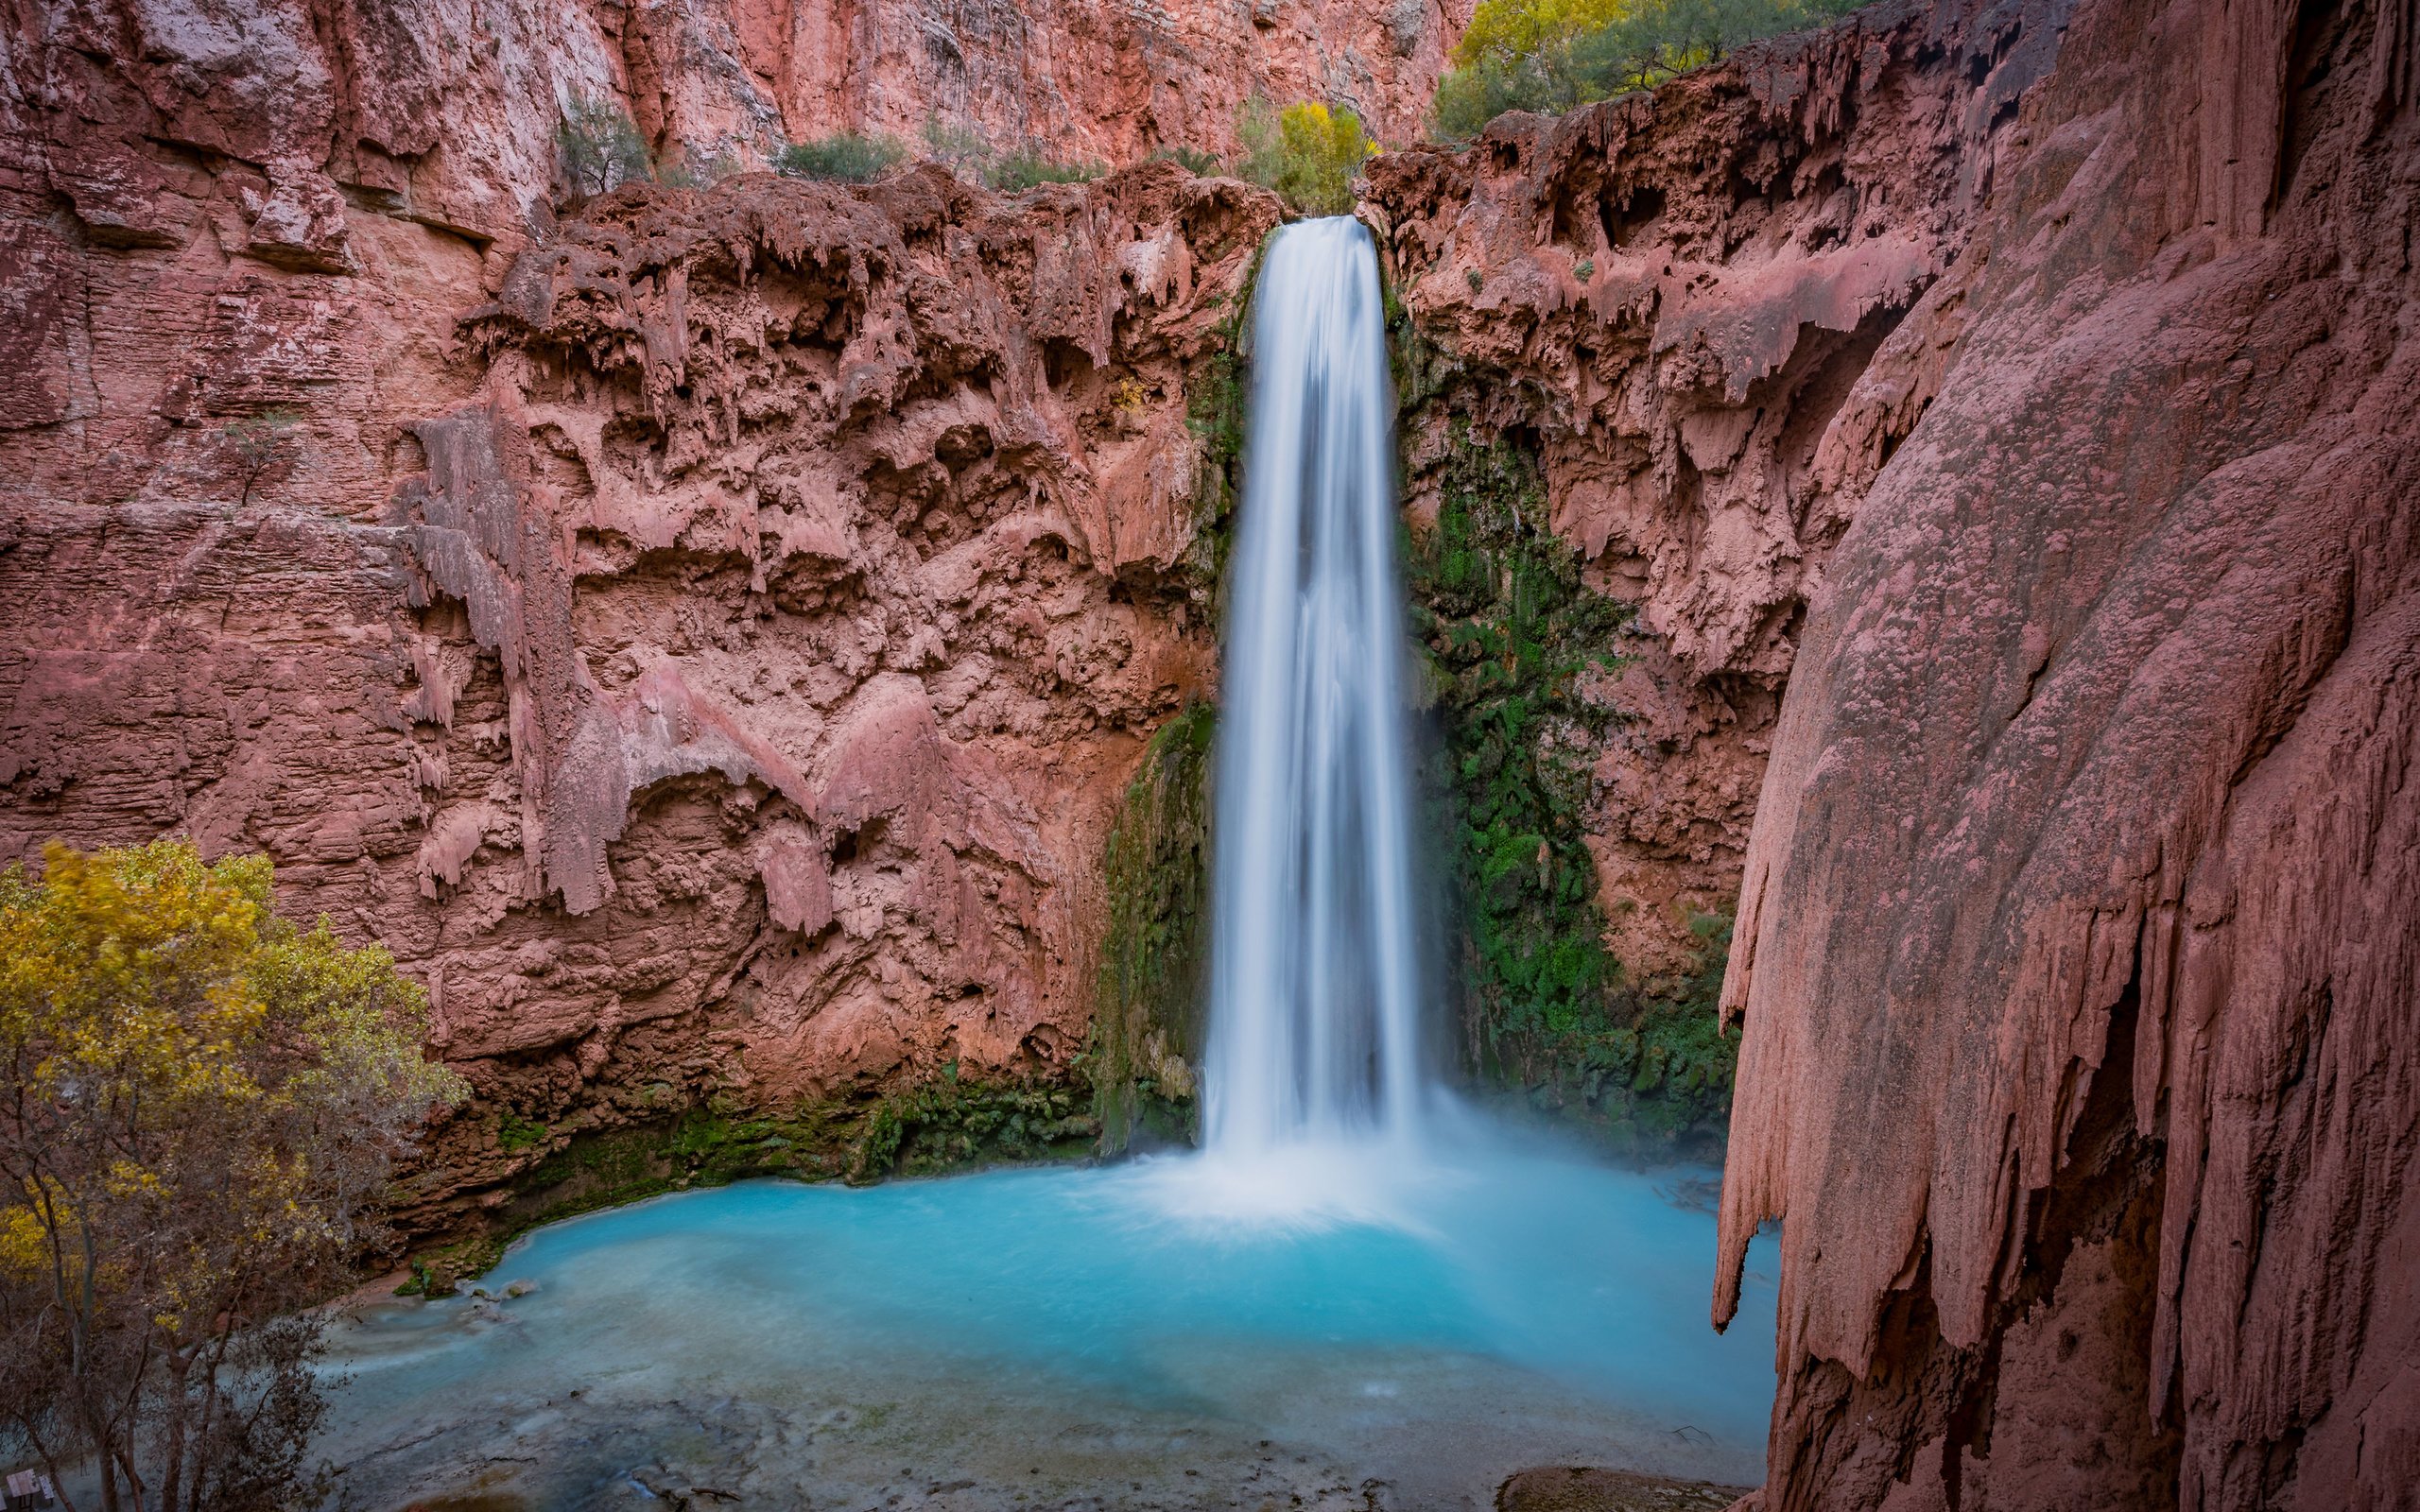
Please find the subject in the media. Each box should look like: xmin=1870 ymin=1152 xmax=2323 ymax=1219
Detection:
xmin=302 ymin=212 xmax=1787 ymax=1512
xmin=1201 ymin=216 xmax=1428 ymax=1160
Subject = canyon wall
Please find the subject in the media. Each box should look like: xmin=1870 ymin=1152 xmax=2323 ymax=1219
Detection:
xmin=1706 ymin=0 xmax=2420 ymax=1500
xmin=1 ymin=0 xmax=1459 ymax=287
xmin=1366 ymin=0 xmax=2064 ymax=1097
xmin=1 ymin=7 xmax=1283 ymax=1214
xmin=7 ymin=0 xmax=2415 ymax=1500
xmin=1373 ymin=0 xmax=2418 ymax=1504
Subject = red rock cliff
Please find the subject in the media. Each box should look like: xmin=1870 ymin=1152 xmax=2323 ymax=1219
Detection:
xmin=1705 ymin=0 xmax=2420 ymax=1507
xmin=1367 ymin=0 xmax=2065 ymax=1037
xmin=1373 ymin=0 xmax=2419 ymax=1504
xmin=1 ymin=0 xmax=1461 ymax=276
xmin=1 ymin=44 xmax=1281 ymax=1208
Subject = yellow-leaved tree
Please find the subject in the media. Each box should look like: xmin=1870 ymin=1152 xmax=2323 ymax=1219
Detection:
xmin=1236 ymin=96 xmax=1377 ymax=216
xmin=0 ymin=840 xmax=465 ymax=1512
xmin=1452 ymin=0 xmax=1635 ymax=65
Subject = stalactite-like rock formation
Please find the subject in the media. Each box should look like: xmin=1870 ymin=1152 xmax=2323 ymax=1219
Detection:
xmin=1374 ymin=0 xmax=2418 ymax=1504
xmin=1710 ymin=0 xmax=2420 ymax=1503
xmin=1 ymin=140 xmax=1280 ymax=1220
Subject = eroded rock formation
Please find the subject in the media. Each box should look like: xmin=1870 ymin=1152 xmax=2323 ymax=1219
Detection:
xmin=1367 ymin=0 xmax=2061 ymax=1017
xmin=1 ymin=137 xmax=1280 ymax=1217
xmin=1707 ymin=0 xmax=2420 ymax=1502
xmin=1373 ymin=0 xmax=2419 ymax=1503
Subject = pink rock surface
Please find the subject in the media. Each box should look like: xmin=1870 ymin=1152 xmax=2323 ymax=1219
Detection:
xmin=1700 ymin=0 xmax=2420 ymax=1505
xmin=0 ymin=132 xmax=1278 ymax=1213
xmin=4 ymin=0 xmax=1462 ymax=279
xmin=1366 ymin=0 xmax=2055 ymax=996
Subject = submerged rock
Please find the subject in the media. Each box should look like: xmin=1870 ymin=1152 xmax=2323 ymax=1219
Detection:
xmin=1495 ymin=1467 xmax=1749 ymax=1512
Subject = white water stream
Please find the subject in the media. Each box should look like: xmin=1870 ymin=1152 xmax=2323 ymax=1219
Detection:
xmin=1201 ymin=216 xmax=1429 ymax=1165
xmin=302 ymin=215 xmax=1783 ymax=1512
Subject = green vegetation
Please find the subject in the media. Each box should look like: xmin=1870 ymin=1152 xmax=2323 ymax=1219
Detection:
xmin=778 ymin=131 xmax=907 ymax=183
xmin=847 ymin=1074 xmax=1097 ymax=1180
xmin=1151 ymin=145 xmax=1228 ymax=177
xmin=555 ymin=94 xmax=741 ymax=198
xmin=0 ymin=840 xmax=466 ymax=1508
xmin=1432 ymin=0 xmax=1876 ymax=140
xmin=921 ymin=118 xmax=994 ymax=175
xmin=1180 ymin=251 xmax=1257 ymax=598
xmin=985 ymin=151 xmax=1107 ymax=191
xmin=216 ymin=405 xmax=302 ymax=508
xmin=495 ymin=1109 xmax=548 ymax=1152
xmin=1236 ymin=96 xmax=1376 ymax=215
xmin=397 ymin=1076 xmax=1099 ymax=1292
xmin=1404 ymin=426 xmax=1737 ymax=1149
xmin=908 ymin=117 xmax=1105 ymax=192
xmin=556 ymin=94 xmax=655 ymax=198
xmin=1090 ymin=704 xmax=1218 ymax=1153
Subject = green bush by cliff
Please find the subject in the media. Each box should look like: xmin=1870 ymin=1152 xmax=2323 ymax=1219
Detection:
xmin=778 ymin=132 xmax=907 ymax=183
xmin=1405 ymin=424 xmax=1737 ymax=1149
xmin=1432 ymin=0 xmax=1876 ymax=141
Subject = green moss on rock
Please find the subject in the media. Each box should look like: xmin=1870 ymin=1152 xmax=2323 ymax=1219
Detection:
xmin=1404 ymin=422 xmax=1738 ymax=1153
xmin=1091 ymin=702 xmax=1216 ymax=1154
xmin=400 ymin=1074 xmax=1100 ymax=1289
xmin=1178 ymin=250 xmax=1260 ymax=604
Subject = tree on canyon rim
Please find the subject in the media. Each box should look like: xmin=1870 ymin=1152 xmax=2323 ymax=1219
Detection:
xmin=1432 ymin=0 xmax=1876 ymax=138
xmin=0 ymin=841 xmax=465 ymax=1512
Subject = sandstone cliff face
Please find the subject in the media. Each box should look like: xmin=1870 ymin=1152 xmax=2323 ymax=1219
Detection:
xmin=1 ymin=0 xmax=1458 ymax=290
xmin=1366 ymin=0 xmax=2063 ymax=1001
xmin=1 ymin=126 xmax=1280 ymax=1212
xmin=1374 ymin=0 xmax=2419 ymax=1503
xmin=1699 ymin=0 xmax=2420 ymax=1506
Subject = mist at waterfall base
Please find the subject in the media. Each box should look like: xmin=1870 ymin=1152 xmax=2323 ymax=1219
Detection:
xmin=313 ymin=221 xmax=1779 ymax=1508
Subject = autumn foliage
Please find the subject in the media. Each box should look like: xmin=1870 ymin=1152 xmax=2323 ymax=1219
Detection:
xmin=1236 ymin=97 xmax=1377 ymax=216
xmin=0 ymin=840 xmax=463 ymax=1511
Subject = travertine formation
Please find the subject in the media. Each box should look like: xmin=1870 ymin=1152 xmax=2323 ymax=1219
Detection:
xmin=1708 ymin=0 xmax=2420 ymax=1497
xmin=1 ymin=77 xmax=1281 ymax=1205
xmin=1366 ymin=0 xmax=2063 ymax=990
xmin=1373 ymin=0 xmax=2420 ymax=1505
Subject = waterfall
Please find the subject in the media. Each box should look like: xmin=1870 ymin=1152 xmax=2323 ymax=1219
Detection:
xmin=1201 ymin=216 xmax=1429 ymax=1160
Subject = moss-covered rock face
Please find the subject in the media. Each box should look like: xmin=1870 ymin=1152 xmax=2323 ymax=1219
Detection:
xmin=397 ymin=1078 xmax=1098 ymax=1291
xmin=1174 ymin=229 xmax=1272 ymax=613
xmin=1090 ymin=702 xmax=1217 ymax=1154
xmin=1404 ymin=423 xmax=1739 ymax=1155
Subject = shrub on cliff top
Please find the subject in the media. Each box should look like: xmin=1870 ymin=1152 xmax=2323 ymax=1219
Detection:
xmin=0 ymin=840 xmax=465 ymax=1510
xmin=986 ymin=150 xmax=1107 ymax=192
xmin=556 ymin=93 xmax=655 ymax=198
xmin=1236 ymin=96 xmax=1376 ymax=216
xmin=779 ymin=131 xmax=908 ymax=183
xmin=1432 ymin=0 xmax=1876 ymax=140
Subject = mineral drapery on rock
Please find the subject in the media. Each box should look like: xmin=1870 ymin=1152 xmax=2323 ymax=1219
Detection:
xmin=0 ymin=148 xmax=1282 ymax=1234
xmin=1709 ymin=0 xmax=2420 ymax=1504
